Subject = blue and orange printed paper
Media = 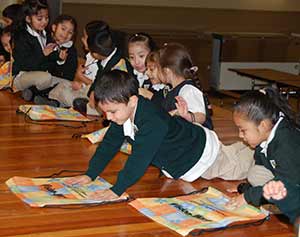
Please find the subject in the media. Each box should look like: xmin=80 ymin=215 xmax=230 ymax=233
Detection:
xmin=6 ymin=176 xmax=129 ymax=207
xmin=129 ymin=187 xmax=267 ymax=236
xmin=0 ymin=61 xmax=12 ymax=89
xmin=18 ymin=105 xmax=91 ymax=121
xmin=81 ymin=127 xmax=132 ymax=154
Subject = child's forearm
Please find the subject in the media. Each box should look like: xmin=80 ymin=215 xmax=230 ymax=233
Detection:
xmin=78 ymin=74 xmax=93 ymax=85
xmin=193 ymin=112 xmax=206 ymax=124
xmin=182 ymin=111 xmax=206 ymax=124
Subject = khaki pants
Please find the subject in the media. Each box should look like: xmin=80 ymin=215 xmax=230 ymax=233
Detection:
xmin=247 ymin=165 xmax=274 ymax=186
xmin=48 ymin=80 xmax=90 ymax=107
xmin=202 ymin=142 xmax=255 ymax=180
xmin=13 ymin=71 xmax=67 ymax=92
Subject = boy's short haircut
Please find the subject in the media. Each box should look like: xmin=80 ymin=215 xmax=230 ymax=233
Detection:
xmin=94 ymin=69 xmax=138 ymax=104
xmin=85 ymin=20 xmax=109 ymax=37
xmin=87 ymin=21 xmax=115 ymax=57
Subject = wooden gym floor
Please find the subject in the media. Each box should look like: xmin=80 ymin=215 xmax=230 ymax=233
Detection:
xmin=0 ymin=90 xmax=295 ymax=237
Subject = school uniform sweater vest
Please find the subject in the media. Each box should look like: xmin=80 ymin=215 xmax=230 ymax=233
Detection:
xmin=162 ymin=80 xmax=213 ymax=130
xmin=85 ymin=96 xmax=206 ymax=196
xmin=244 ymin=118 xmax=300 ymax=205
xmin=149 ymin=86 xmax=168 ymax=108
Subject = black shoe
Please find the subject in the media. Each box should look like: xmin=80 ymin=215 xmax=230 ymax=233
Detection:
xmin=34 ymin=95 xmax=59 ymax=107
xmin=21 ymin=86 xmax=43 ymax=102
xmin=22 ymin=88 xmax=34 ymax=101
xmin=73 ymin=98 xmax=89 ymax=114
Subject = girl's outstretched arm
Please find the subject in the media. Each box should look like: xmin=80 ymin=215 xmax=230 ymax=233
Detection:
xmin=175 ymin=96 xmax=206 ymax=124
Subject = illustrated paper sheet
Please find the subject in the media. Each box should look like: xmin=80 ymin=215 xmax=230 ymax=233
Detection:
xmin=130 ymin=187 xmax=267 ymax=236
xmin=6 ymin=176 xmax=129 ymax=207
xmin=18 ymin=105 xmax=91 ymax=121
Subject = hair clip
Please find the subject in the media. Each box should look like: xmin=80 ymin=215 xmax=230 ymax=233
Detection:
xmin=259 ymin=89 xmax=266 ymax=95
xmin=190 ymin=66 xmax=198 ymax=73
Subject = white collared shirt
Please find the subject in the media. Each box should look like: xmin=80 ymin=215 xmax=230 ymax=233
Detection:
xmin=151 ymin=83 xmax=166 ymax=91
xmin=54 ymin=40 xmax=74 ymax=65
xmin=123 ymin=103 xmax=138 ymax=140
xmin=162 ymin=123 xmax=220 ymax=182
xmin=26 ymin=24 xmax=47 ymax=49
xmin=123 ymin=118 xmax=136 ymax=140
xmin=84 ymin=53 xmax=99 ymax=81
xmin=134 ymin=69 xmax=148 ymax=87
xmin=179 ymin=84 xmax=206 ymax=115
xmin=260 ymin=116 xmax=284 ymax=157
xmin=101 ymin=48 xmax=117 ymax=68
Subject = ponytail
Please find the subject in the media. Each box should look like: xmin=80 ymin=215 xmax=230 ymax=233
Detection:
xmin=187 ymin=66 xmax=202 ymax=90
xmin=159 ymin=42 xmax=202 ymax=90
xmin=234 ymin=87 xmax=299 ymax=128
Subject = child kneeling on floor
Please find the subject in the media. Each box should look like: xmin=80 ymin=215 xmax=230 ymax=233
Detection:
xmin=65 ymin=69 xmax=254 ymax=200
xmin=227 ymin=88 xmax=300 ymax=213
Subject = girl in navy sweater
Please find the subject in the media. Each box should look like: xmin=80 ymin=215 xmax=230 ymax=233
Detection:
xmin=227 ymin=88 xmax=300 ymax=216
xmin=12 ymin=1 xmax=77 ymax=103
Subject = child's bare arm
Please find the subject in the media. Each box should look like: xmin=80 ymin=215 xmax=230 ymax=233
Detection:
xmin=75 ymin=64 xmax=93 ymax=85
xmin=175 ymin=96 xmax=206 ymax=124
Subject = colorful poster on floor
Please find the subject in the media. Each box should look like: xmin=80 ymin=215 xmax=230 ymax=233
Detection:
xmin=18 ymin=105 xmax=91 ymax=121
xmin=0 ymin=62 xmax=12 ymax=90
xmin=130 ymin=187 xmax=267 ymax=236
xmin=6 ymin=176 xmax=129 ymax=207
xmin=81 ymin=127 xmax=132 ymax=154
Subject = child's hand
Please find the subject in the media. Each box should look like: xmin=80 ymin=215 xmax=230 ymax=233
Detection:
xmin=59 ymin=48 xmax=68 ymax=61
xmin=263 ymin=180 xmax=287 ymax=200
xmin=43 ymin=43 xmax=56 ymax=56
xmin=168 ymin=109 xmax=178 ymax=116
xmin=87 ymin=189 xmax=119 ymax=201
xmin=64 ymin=175 xmax=91 ymax=185
xmin=175 ymin=96 xmax=190 ymax=120
xmin=138 ymin=88 xmax=153 ymax=99
xmin=72 ymin=81 xmax=82 ymax=91
xmin=75 ymin=64 xmax=89 ymax=80
xmin=226 ymin=194 xmax=247 ymax=209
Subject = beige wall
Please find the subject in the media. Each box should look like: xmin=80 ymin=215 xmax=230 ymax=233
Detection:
xmin=63 ymin=4 xmax=300 ymax=38
xmin=0 ymin=0 xmax=19 ymax=12
xmin=63 ymin=0 xmax=300 ymax=12
xmin=62 ymin=3 xmax=300 ymax=89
